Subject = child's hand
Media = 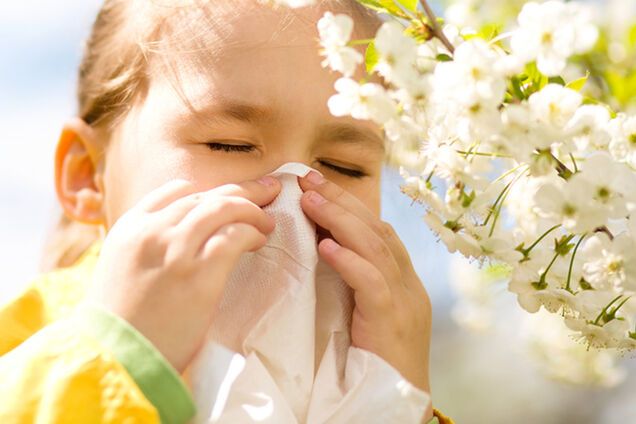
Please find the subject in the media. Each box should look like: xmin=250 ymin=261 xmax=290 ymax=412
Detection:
xmin=298 ymin=171 xmax=433 ymax=394
xmin=89 ymin=176 xmax=281 ymax=373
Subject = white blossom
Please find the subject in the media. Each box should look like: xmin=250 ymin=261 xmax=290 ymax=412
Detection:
xmin=373 ymin=21 xmax=419 ymax=89
xmin=424 ymin=212 xmax=482 ymax=257
xmin=415 ymin=25 xmax=464 ymax=73
xmin=533 ymin=176 xmax=607 ymax=233
xmin=508 ymin=244 xmax=577 ymax=313
xmin=327 ymin=77 xmax=397 ymax=124
xmin=565 ymin=105 xmax=611 ymax=152
xmin=608 ymin=114 xmax=636 ymax=168
xmin=528 ymin=84 xmax=583 ymax=144
xmin=582 ymin=232 xmax=636 ymax=293
xmin=510 ymin=1 xmax=598 ymax=76
xmin=398 ymin=166 xmax=445 ymax=213
xmin=568 ymin=153 xmax=631 ymax=219
xmin=433 ymin=39 xmax=507 ymax=107
xmin=565 ymin=316 xmax=630 ymax=349
xmin=317 ymin=12 xmax=363 ymax=77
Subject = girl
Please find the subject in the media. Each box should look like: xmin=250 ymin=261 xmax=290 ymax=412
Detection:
xmin=0 ymin=0 xmax=453 ymax=422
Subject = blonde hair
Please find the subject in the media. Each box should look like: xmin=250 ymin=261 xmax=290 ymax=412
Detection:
xmin=40 ymin=0 xmax=383 ymax=273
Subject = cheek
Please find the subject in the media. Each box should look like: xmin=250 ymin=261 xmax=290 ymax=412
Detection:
xmin=101 ymin=140 xmax=252 ymax=229
xmin=101 ymin=139 xmax=192 ymax=229
xmin=349 ymin=178 xmax=381 ymax=217
xmin=368 ymin=190 xmax=381 ymax=217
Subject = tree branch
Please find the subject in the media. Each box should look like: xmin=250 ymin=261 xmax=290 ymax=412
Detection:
xmin=419 ymin=0 xmax=455 ymax=54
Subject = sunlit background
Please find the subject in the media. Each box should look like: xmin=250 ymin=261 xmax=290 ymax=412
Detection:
xmin=0 ymin=1 xmax=634 ymax=422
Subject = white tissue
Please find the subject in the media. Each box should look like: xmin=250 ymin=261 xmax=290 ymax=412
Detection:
xmin=189 ymin=162 xmax=430 ymax=423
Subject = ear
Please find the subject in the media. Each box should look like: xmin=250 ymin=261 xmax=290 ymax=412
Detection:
xmin=54 ymin=117 xmax=106 ymax=225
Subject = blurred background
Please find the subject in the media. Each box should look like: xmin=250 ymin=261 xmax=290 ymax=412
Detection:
xmin=0 ymin=1 xmax=634 ymax=422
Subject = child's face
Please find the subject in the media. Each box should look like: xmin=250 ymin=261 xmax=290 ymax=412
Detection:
xmin=98 ymin=5 xmax=385 ymax=229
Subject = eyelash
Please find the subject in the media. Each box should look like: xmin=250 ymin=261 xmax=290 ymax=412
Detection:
xmin=205 ymin=142 xmax=368 ymax=179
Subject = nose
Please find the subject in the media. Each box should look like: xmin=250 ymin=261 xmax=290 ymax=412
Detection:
xmin=262 ymin=161 xmax=332 ymax=245
xmin=263 ymin=162 xmax=323 ymax=181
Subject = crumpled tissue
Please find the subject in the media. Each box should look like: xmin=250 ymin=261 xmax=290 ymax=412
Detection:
xmin=189 ymin=162 xmax=430 ymax=423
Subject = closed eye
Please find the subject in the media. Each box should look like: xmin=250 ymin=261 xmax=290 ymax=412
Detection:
xmin=319 ymin=161 xmax=367 ymax=178
xmin=204 ymin=142 xmax=368 ymax=179
xmin=206 ymin=142 xmax=254 ymax=153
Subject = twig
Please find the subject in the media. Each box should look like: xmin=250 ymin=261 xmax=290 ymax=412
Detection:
xmin=594 ymin=226 xmax=615 ymax=241
xmin=419 ymin=0 xmax=455 ymax=54
xmin=549 ymin=152 xmax=574 ymax=180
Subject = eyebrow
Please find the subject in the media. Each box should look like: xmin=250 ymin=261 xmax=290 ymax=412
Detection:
xmin=316 ymin=122 xmax=386 ymax=154
xmin=188 ymin=100 xmax=386 ymax=154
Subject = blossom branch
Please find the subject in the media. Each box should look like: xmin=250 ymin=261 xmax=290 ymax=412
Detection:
xmin=313 ymin=0 xmax=636 ymax=356
xmin=419 ymin=0 xmax=455 ymax=54
xmin=594 ymin=225 xmax=615 ymax=241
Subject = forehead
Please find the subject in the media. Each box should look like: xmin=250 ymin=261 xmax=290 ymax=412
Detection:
xmin=143 ymin=1 xmax=385 ymax=146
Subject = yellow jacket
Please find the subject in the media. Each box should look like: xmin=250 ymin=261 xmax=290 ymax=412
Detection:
xmin=0 ymin=240 xmax=453 ymax=424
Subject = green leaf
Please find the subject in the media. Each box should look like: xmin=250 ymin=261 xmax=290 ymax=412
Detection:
xmin=525 ymin=62 xmax=544 ymax=81
xmin=395 ymin=0 xmax=418 ymax=13
xmin=605 ymin=70 xmax=624 ymax=102
xmin=523 ymin=62 xmax=548 ymax=96
xmin=460 ymin=190 xmax=476 ymax=208
xmin=356 ymin=0 xmax=387 ymax=12
xmin=365 ymin=40 xmax=379 ymax=73
xmin=478 ymin=23 xmax=503 ymax=41
xmin=461 ymin=32 xmax=480 ymax=41
xmin=605 ymin=69 xmax=636 ymax=107
xmin=629 ymin=23 xmax=636 ymax=48
xmin=436 ymin=53 xmax=453 ymax=62
xmin=582 ymin=96 xmax=600 ymax=105
xmin=356 ymin=0 xmax=407 ymax=17
xmin=548 ymin=76 xmax=566 ymax=86
xmin=510 ymin=76 xmax=527 ymax=100
xmin=554 ymin=234 xmax=576 ymax=256
xmin=565 ymin=71 xmax=589 ymax=91
xmin=461 ymin=23 xmax=503 ymax=42
xmin=579 ymin=278 xmax=594 ymax=290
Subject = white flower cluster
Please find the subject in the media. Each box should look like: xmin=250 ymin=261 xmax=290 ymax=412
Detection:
xmin=449 ymin=256 xmax=628 ymax=387
xmin=317 ymin=12 xmax=363 ymax=77
xmin=511 ymin=1 xmax=598 ymax=76
xmin=316 ymin=1 xmax=636 ymax=353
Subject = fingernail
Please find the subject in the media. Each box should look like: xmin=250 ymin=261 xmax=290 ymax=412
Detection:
xmin=322 ymin=238 xmax=340 ymax=253
xmin=308 ymin=191 xmax=326 ymax=205
xmin=257 ymin=176 xmax=277 ymax=187
xmin=305 ymin=170 xmax=325 ymax=185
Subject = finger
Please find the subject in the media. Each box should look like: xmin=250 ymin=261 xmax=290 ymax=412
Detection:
xmin=136 ymin=179 xmax=198 ymax=213
xmin=172 ymin=196 xmax=275 ymax=258
xmin=198 ymin=222 xmax=267 ymax=281
xmin=298 ymin=172 xmax=410 ymax=267
xmin=209 ymin=176 xmax=281 ymax=208
xmin=300 ymin=190 xmax=402 ymax=287
xmin=149 ymin=176 xmax=282 ymax=226
xmin=318 ymin=237 xmax=393 ymax=319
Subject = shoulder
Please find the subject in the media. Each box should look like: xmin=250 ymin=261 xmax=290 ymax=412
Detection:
xmin=0 ymin=240 xmax=102 ymax=354
xmin=0 ymin=240 xmax=103 ymax=343
xmin=31 ymin=240 xmax=103 ymax=322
